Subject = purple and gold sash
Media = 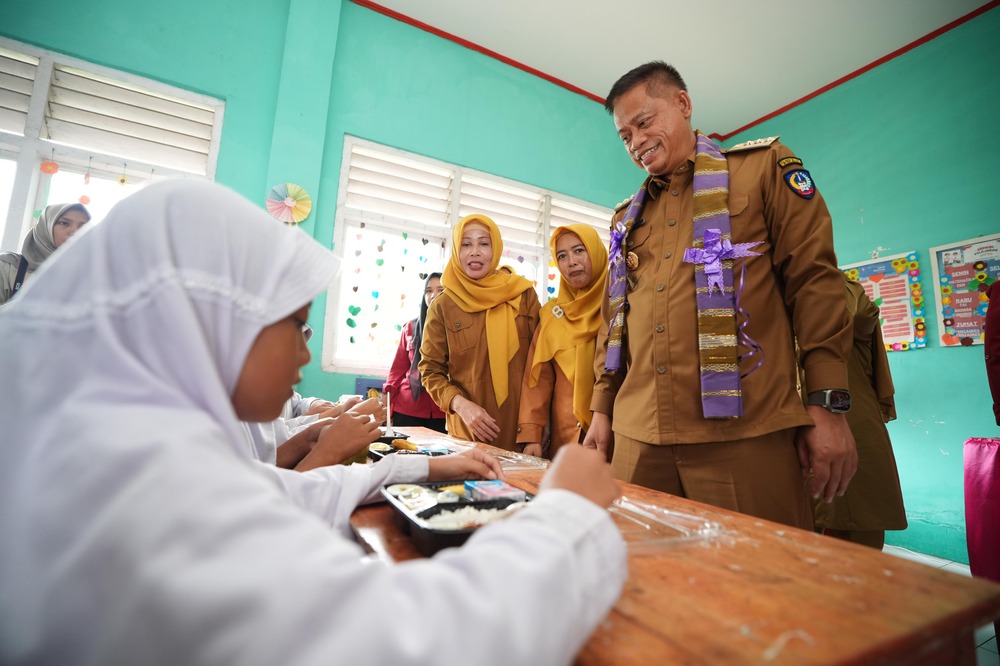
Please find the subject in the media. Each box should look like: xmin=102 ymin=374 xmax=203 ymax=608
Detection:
xmin=681 ymin=133 xmax=762 ymax=418
xmin=604 ymin=187 xmax=648 ymax=373
xmin=606 ymin=132 xmax=761 ymax=418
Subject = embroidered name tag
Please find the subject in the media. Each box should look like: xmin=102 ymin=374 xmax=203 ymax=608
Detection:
xmin=778 ymin=156 xmax=803 ymax=169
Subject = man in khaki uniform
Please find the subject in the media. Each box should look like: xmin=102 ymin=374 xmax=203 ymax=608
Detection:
xmin=583 ymin=61 xmax=857 ymax=529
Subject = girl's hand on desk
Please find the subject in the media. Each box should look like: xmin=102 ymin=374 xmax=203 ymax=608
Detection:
xmin=348 ymin=398 xmax=386 ymax=425
xmin=314 ymin=395 xmax=360 ymax=419
xmin=305 ymin=399 xmax=337 ymax=416
xmin=427 ymin=449 xmax=504 ymax=481
xmin=295 ymin=413 xmax=380 ymax=471
xmin=540 ymin=445 xmax=620 ymax=509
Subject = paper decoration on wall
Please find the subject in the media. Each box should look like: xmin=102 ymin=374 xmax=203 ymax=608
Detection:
xmin=266 ymin=183 xmax=312 ymax=224
xmin=929 ymin=233 xmax=1000 ymax=347
xmin=40 ymin=161 xmax=59 ymax=175
xmin=334 ymin=223 xmax=446 ymax=363
xmin=79 ymin=158 xmax=92 ymax=205
xmin=841 ymin=251 xmax=925 ymax=351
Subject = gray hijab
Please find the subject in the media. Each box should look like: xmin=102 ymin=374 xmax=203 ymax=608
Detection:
xmin=0 ymin=203 xmax=90 ymax=270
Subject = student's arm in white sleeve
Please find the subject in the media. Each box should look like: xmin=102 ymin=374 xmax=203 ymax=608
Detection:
xmin=253 ymin=455 xmax=429 ymax=536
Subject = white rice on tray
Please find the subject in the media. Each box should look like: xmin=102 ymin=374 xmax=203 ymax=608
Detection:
xmin=424 ymin=506 xmax=509 ymax=530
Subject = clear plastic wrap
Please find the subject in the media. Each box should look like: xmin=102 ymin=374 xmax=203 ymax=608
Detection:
xmin=610 ymin=496 xmax=726 ymax=552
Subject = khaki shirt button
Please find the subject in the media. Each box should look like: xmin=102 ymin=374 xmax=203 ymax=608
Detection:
xmin=516 ymin=427 xmax=521 ymax=433
xmin=657 ymin=366 xmax=666 ymax=374
xmin=576 ymin=422 xmax=581 ymax=428
xmin=671 ymin=189 xmax=679 ymax=196
xmin=664 ymin=251 xmax=672 ymax=258
xmin=454 ymin=322 xmax=461 ymax=328
xmin=656 ymin=284 xmax=665 ymax=292
xmin=668 ymin=219 xmax=676 ymax=226
xmin=655 ymin=325 xmax=664 ymax=333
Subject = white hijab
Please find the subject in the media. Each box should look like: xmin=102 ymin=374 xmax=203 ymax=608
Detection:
xmin=0 ymin=179 xmax=338 ymax=659
xmin=0 ymin=179 xmax=338 ymax=455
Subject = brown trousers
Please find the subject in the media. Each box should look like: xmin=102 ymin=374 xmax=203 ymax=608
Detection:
xmin=611 ymin=429 xmax=813 ymax=530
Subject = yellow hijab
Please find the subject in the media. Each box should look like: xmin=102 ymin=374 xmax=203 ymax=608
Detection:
xmin=529 ymin=224 xmax=608 ymax=429
xmin=441 ymin=214 xmax=534 ymax=406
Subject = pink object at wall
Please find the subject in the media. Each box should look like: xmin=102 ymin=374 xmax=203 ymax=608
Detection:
xmin=965 ymin=437 xmax=1000 ymax=582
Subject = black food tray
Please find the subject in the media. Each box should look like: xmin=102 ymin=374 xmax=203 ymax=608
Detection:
xmin=368 ymin=446 xmax=448 ymax=462
xmin=380 ymin=481 xmax=532 ymax=556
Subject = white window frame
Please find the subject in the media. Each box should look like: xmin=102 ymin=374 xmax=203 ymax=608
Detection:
xmin=323 ymin=135 xmax=613 ymax=377
xmin=0 ymin=37 xmax=225 ymax=252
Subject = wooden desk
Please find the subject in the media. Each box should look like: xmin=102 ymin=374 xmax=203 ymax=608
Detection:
xmin=352 ymin=429 xmax=1000 ymax=664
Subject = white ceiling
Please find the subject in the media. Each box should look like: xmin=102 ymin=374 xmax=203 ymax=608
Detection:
xmin=368 ymin=0 xmax=989 ymax=136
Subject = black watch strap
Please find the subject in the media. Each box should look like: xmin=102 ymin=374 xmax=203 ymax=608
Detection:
xmin=806 ymin=389 xmax=851 ymax=413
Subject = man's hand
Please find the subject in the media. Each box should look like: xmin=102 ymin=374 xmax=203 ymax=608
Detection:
xmin=521 ymin=443 xmax=543 ymax=458
xmin=581 ymin=412 xmax=612 ymax=458
xmin=795 ymin=406 xmax=858 ymax=503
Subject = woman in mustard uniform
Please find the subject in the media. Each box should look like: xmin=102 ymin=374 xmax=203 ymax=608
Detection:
xmin=517 ymin=224 xmax=607 ymax=459
xmin=419 ymin=214 xmax=540 ymax=450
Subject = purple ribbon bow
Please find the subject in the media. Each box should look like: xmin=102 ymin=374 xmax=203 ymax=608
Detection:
xmin=609 ymin=220 xmax=627 ymax=266
xmin=683 ymin=229 xmax=761 ymax=294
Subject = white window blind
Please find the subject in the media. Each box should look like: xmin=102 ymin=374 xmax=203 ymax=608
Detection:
xmin=458 ymin=175 xmax=543 ymax=250
xmin=550 ymin=196 xmax=612 ymax=247
xmin=324 ymin=136 xmax=614 ymax=376
xmin=344 ymin=144 xmax=453 ymax=228
xmin=0 ymin=37 xmax=224 ymax=253
xmin=44 ymin=65 xmax=217 ymax=175
xmin=0 ymin=49 xmax=37 ymax=137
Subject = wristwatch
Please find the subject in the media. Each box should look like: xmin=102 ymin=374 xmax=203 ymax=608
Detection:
xmin=806 ymin=389 xmax=851 ymax=413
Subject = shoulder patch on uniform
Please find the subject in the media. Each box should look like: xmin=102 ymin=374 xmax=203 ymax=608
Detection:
xmin=723 ymin=136 xmax=779 ymax=153
xmin=783 ymin=169 xmax=816 ymax=199
xmin=614 ymin=195 xmax=633 ymax=212
xmin=777 ymin=156 xmax=803 ymax=169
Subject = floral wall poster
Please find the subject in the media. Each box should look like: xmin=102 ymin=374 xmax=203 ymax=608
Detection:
xmin=841 ymin=251 xmax=926 ymax=351
xmin=929 ymin=233 xmax=1000 ymax=347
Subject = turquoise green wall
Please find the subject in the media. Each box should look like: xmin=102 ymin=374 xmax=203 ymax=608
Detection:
xmin=727 ymin=6 xmax=1000 ymax=562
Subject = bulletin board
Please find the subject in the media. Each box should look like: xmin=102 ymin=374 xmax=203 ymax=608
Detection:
xmin=929 ymin=233 xmax=1000 ymax=347
xmin=841 ymin=251 xmax=926 ymax=351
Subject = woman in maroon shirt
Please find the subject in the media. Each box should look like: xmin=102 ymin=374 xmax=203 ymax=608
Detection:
xmin=383 ymin=272 xmax=447 ymax=432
